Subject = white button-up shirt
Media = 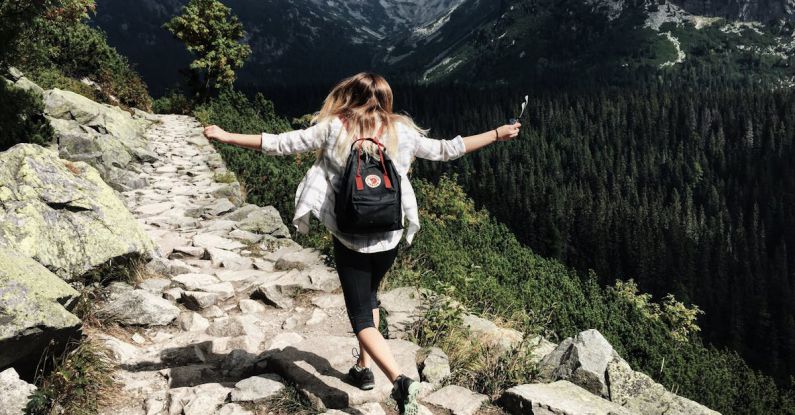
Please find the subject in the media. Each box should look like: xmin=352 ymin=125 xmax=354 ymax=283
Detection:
xmin=261 ymin=117 xmax=466 ymax=253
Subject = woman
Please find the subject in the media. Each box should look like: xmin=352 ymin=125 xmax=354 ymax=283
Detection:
xmin=203 ymin=72 xmax=521 ymax=415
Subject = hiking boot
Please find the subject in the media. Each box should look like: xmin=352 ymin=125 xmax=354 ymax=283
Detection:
xmin=347 ymin=364 xmax=375 ymax=390
xmin=390 ymin=375 xmax=421 ymax=415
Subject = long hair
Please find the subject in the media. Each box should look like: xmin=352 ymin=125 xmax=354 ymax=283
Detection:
xmin=312 ymin=72 xmax=427 ymax=162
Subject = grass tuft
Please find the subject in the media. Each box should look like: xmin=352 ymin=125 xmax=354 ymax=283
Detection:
xmin=26 ymin=336 xmax=115 ymax=415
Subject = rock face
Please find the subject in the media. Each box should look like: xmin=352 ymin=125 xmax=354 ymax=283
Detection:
xmin=0 ymin=368 xmax=38 ymax=415
xmin=0 ymin=247 xmax=82 ymax=378
xmin=607 ymin=357 xmax=720 ymax=415
xmin=0 ymin=144 xmax=156 ymax=280
xmin=539 ymin=329 xmax=615 ymax=397
xmin=267 ymin=335 xmax=420 ymax=410
xmin=42 ymin=88 xmax=157 ymax=192
xmin=500 ymin=381 xmax=633 ymax=415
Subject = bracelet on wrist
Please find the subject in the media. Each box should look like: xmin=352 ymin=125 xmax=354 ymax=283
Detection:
xmin=494 ymin=129 xmax=499 ymax=141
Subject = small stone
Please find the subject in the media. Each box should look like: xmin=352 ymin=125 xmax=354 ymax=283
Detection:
xmin=306 ymin=309 xmax=328 ymax=325
xmin=229 ymin=229 xmax=264 ymax=243
xmin=131 ymin=333 xmax=147 ymax=345
xmin=207 ymin=316 xmax=259 ymax=337
xmin=182 ymin=291 xmax=219 ymax=310
xmin=231 ymin=374 xmax=285 ymax=402
xmin=423 ymin=385 xmax=488 ymax=415
xmin=417 ymin=347 xmax=450 ymax=386
xmin=253 ymin=284 xmax=295 ymax=309
xmin=268 ymin=332 xmax=304 ymax=351
xmin=207 ymin=198 xmax=236 ymax=216
xmin=218 ymin=403 xmax=254 ymax=415
xmin=193 ymin=233 xmax=246 ymax=251
xmin=282 ymin=315 xmax=301 ymax=330
xmin=98 ymin=289 xmax=179 ymax=326
xmin=172 ymin=273 xmax=220 ymax=290
xmin=177 ymin=311 xmax=210 ymax=332
xmin=201 ymin=305 xmax=226 ymax=318
xmin=239 ymin=299 xmax=267 ymax=314
xmin=145 ymin=257 xmax=170 ymax=275
xmin=171 ymin=245 xmax=205 ymax=259
xmin=208 ymin=247 xmax=253 ymax=270
xmin=461 ymin=314 xmax=523 ymax=354
xmin=312 ymin=293 xmax=346 ymax=309
xmin=163 ymin=287 xmax=185 ymax=302
xmin=168 ymin=258 xmax=194 ymax=275
xmin=138 ymin=278 xmax=171 ymax=294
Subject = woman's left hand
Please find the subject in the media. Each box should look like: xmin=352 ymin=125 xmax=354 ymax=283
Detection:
xmin=496 ymin=122 xmax=521 ymax=141
xmin=203 ymin=125 xmax=229 ymax=143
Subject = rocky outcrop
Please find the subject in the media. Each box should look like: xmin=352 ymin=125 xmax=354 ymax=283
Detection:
xmin=501 ymin=381 xmax=633 ymax=415
xmin=42 ymin=88 xmax=158 ymax=192
xmin=0 ymin=247 xmax=82 ymax=378
xmin=512 ymin=328 xmax=721 ymax=415
xmin=0 ymin=144 xmax=156 ymax=281
xmin=607 ymin=357 xmax=720 ymax=415
xmin=0 ymin=368 xmax=38 ymax=415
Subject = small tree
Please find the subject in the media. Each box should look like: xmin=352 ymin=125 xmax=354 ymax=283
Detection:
xmin=164 ymin=0 xmax=251 ymax=99
xmin=0 ymin=0 xmax=94 ymax=65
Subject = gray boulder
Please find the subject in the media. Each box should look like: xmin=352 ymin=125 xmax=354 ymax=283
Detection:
xmin=228 ymin=204 xmax=289 ymax=237
xmin=500 ymin=381 xmax=633 ymax=415
xmin=43 ymin=89 xmax=149 ymax=142
xmin=0 ymin=368 xmax=38 ymax=415
xmin=461 ymin=314 xmax=523 ymax=354
xmin=539 ymin=329 xmax=615 ymax=397
xmin=607 ymin=357 xmax=721 ymax=415
xmin=230 ymin=374 xmax=285 ymax=403
xmin=97 ymin=289 xmax=179 ymax=326
xmin=379 ymin=287 xmax=432 ymax=338
xmin=0 ymin=144 xmax=156 ymax=281
xmin=417 ymin=347 xmax=450 ymax=386
xmin=0 ymin=247 xmax=82 ymax=377
xmin=423 ymin=385 xmax=488 ymax=415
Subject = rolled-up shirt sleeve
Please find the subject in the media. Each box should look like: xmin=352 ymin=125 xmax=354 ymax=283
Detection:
xmin=413 ymin=134 xmax=467 ymax=161
xmin=261 ymin=122 xmax=329 ymax=155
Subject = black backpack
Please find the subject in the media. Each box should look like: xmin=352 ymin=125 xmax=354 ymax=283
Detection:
xmin=335 ymin=124 xmax=403 ymax=234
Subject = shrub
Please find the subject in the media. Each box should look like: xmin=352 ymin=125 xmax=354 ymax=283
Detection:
xmin=0 ymin=81 xmax=53 ymax=151
xmin=152 ymin=90 xmax=193 ymax=114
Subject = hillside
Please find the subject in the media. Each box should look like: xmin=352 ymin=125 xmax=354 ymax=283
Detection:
xmin=387 ymin=0 xmax=795 ymax=85
xmin=0 ymin=71 xmax=729 ymax=415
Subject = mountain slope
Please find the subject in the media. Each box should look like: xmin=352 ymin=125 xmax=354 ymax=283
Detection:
xmin=383 ymin=0 xmax=795 ymax=85
xmin=92 ymin=0 xmax=466 ymax=95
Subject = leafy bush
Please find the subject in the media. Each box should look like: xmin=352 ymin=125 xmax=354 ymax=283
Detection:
xmin=0 ymin=81 xmax=53 ymax=151
xmin=152 ymin=90 xmax=193 ymax=114
xmin=6 ymin=3 xmax=151 ymax=110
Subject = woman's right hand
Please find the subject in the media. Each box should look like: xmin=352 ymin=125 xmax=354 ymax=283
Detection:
xmin=496 ymin=122 xmax=522 ymax=141
xmin=203 ymin=125 xmax=229 ymax=143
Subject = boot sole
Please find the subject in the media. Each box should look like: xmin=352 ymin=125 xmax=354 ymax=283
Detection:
xmin=402 ymin=381 xmax=421 ymax=415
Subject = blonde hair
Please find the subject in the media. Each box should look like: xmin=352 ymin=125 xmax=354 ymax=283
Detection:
xmin=311 ymin=72 xmax=427 ymax=162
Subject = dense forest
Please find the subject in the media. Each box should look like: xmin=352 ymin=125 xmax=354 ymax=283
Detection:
xmin=190 ymin=88 xmax=795 ymax=413
xmin=255 ymin=67 xmax=795 ymax=385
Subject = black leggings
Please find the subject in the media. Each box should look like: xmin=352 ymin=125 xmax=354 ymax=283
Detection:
xmin=333 ymin=237 xmax=399 ymax=334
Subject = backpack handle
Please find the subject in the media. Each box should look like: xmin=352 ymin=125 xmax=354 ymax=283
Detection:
xmin=346 ymin=124 xmax=392 ymax=191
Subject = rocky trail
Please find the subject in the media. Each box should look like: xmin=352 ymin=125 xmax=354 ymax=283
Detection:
xmin=94 ymin=114 xmax=494 ymax=415
xmin=0 ymin=75 xmax=724 ymax=415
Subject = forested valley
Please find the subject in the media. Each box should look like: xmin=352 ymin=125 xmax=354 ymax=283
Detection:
xmin=258 ymin=69 xmax=795 ymax=385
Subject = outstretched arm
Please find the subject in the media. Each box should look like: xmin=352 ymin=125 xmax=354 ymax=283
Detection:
xmin=203 ymin=123 xmax=327 ymax=155
xmin=204 ymin=126 xmax=261 ymax=150
xmin=462 ymin=122 xmax=522 ymax=153
xmin=414 ymin=122 xmax=522 ymax=161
